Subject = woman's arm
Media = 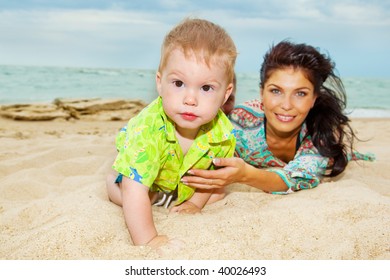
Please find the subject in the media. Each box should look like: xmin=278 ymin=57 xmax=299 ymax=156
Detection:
xmin=181 ymin=157 xmax=289 ymax=193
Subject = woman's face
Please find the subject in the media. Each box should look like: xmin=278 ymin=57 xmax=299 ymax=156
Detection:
xmin=261 ymin=67 xmax=317 ymax=137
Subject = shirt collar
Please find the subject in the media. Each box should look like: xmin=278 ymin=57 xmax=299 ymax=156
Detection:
xmin=197 ymin=111 xmax=233 ymax=144
xmin=157 ymin=97 xmax=177 ymax=142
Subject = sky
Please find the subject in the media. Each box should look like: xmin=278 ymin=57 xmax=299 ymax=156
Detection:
xmin=0 ymin=0 xmax=389 ymax=77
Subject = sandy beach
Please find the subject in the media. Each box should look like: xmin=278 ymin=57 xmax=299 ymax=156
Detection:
xmin=0 ymin=100 xmax=389 ymax=260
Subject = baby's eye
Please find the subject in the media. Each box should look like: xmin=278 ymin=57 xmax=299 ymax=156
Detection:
xmin=201 ymin=85 xmax=213 ymax=92
xmin=174 ymin=80 xmax=184 ymax=87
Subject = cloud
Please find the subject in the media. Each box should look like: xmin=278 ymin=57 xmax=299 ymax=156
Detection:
xmin=0 ymin=9 xmax=173 ymax=67
xmin=0 ymin=0 xmax=389 ymax=76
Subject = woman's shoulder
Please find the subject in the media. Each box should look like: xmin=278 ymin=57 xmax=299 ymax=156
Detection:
xmin=229 ymin=99 xmax=264 ymax=128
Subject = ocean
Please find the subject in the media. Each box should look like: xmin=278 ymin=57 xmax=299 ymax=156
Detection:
xmin=1 ymin=65 xmax=389 ymax=118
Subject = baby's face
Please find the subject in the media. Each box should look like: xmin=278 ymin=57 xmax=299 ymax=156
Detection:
xmin=156 ymin=48 xmax=232 ymax=138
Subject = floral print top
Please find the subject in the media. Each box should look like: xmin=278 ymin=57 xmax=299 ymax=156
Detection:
xmin=229 ymin=99 xmax=375 ymax=194
xmin=113 ymin=97 xmax=236 ymax=204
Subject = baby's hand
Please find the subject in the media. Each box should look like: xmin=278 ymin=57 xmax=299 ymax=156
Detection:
xmin=156 ymin=238 xmax=185 ymax=256
xmin=147 ymin=235 xmax=169 ymax=249
xmin=147 ymin=235 xmax=185 ymax=257
xmin=170 ymin=201 xmax=201 ymax=214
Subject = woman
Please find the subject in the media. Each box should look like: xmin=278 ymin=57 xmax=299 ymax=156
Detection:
xmin=181 ymin=40 xmax=374 ymax=194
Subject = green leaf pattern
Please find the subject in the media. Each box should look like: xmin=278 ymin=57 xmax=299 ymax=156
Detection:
xmin=113 ymin=97 xmax=236 ymax=204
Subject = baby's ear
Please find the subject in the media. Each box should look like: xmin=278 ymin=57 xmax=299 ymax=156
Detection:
xmin=156 ymin=72 xmax=162 ymax=96
xmin=223 ymin=82 xmax=234 ymax=103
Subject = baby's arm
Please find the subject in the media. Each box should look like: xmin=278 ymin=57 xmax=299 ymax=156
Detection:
xmin=170 ymin=189 xmax=212 ymax=214
xmin=121 ymin=176 xmax=167 ymax=246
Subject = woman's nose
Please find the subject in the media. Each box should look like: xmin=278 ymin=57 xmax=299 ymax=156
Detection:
xmin=281 ymin=95 xmax=293 ymax=110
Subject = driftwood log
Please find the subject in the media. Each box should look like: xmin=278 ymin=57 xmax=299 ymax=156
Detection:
xmin=0 ymin=98 xmax=147 ymax=121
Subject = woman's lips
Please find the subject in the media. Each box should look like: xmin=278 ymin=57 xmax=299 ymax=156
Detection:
xmin=275 ymin=113 xmax=295 ymax=122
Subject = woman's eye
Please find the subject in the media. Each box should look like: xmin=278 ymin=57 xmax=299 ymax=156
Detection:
xmin=296 ymin=91 xmax=306 ymax=97
xmin=201 ymin=85 xmax=212 ymax=92
xmin=174 ymin=81 xmax=184 ymax=87
xmin=271 ymin=89 xmax=280 ymax=94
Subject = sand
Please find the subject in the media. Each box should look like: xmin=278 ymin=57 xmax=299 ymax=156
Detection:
xmin=0 ymin=103 xmax=389 ymax=260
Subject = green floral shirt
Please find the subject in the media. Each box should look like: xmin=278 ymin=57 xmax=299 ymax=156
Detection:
xmin=113 ymin=97 xmax=236 ymax=204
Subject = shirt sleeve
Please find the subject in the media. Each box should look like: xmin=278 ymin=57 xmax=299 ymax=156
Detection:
xmin=268 ymin=150 xmax=329 ymax=194
xmin=348 ymin=151 xmax=375 ymax=162
xmin=113 ymin=123 xmax=161 ymax=187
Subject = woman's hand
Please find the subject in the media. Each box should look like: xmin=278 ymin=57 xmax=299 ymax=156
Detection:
xmin=181 ymin=157 xmax=247 ymax=189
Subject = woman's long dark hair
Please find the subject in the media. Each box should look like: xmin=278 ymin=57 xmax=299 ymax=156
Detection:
xmin=260 ymin=40 xmax=355 ymax=176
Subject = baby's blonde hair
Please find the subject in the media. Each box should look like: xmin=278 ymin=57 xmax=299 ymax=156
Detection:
xmin=158 ymin=18 xmax=237 ymax=83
